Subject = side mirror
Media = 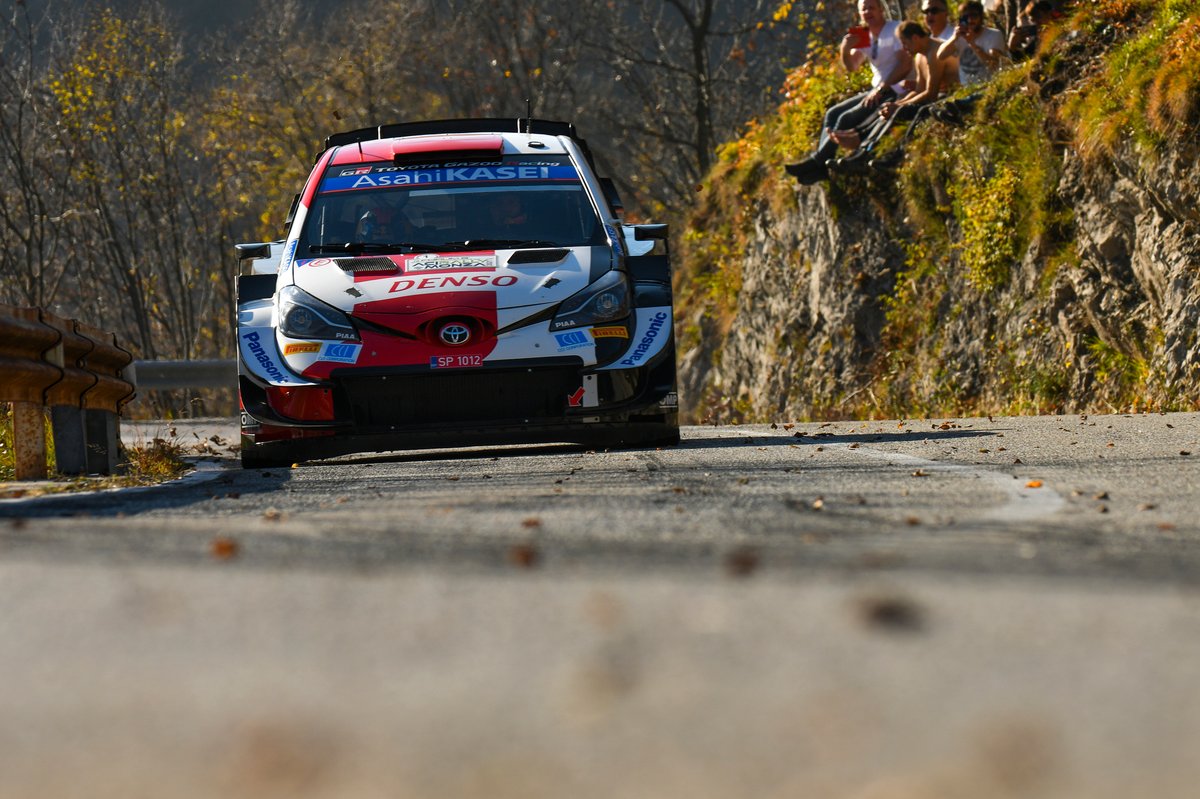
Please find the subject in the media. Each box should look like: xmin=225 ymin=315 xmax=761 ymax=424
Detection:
xmin=235 ymin=242 xmax=272 ymax=261
xmin=284 ymin=193 xmax=301 ymax=226
xmin=633 ymin=224 xmax=668 ymax=241
xmin=600 ymin=178 xmax=624 ymax=217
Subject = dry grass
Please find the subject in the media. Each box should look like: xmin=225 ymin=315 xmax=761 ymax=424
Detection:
xmin=1 ymin=405 xmax=200 ymax=497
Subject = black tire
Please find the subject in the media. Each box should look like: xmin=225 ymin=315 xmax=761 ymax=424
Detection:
xmin=588 ymin=424 xmax=680 ymax=451
xmin=649 ymin=427 xmax=681 ymax=447
xmin=239 ymin=438 xmax=298 ymax=470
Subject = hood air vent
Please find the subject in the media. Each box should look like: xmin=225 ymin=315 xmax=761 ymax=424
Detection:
xmin=335 ymin=257 xmax=399 ymax=273
xmin=508 ymin=248 xmax=569 ymax=265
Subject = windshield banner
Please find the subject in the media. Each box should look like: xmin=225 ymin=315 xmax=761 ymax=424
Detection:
xmin=320 ymin=164 xmax=579 ymax=194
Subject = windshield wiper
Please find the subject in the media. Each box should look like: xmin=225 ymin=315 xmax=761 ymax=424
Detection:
xmin=446 ymin=239 xmax=562 ymax=250
xmin=309 ymin=241 xmax=474 ymax=255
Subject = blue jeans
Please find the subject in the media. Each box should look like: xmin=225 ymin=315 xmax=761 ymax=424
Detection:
xmin=814 ymin=88 xmax=896 ymax=161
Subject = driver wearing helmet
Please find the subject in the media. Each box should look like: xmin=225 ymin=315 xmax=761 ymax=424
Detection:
xmin=356 ymin=192 xmax=414 ymax=242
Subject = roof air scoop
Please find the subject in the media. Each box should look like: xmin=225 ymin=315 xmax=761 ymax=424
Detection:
xmin=391 ymin=134 xmax=504 ymax=165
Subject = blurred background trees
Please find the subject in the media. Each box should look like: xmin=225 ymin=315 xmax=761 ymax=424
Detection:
xmin=1 ymin=0 xmax=829 ymax=380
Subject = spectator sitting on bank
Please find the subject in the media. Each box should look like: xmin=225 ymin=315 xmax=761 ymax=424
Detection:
xmin=1007 ymin=0 xmax=1053 ymax=61
xmin=921 ymin=0 xmax=958 ymax=91
xmin=828 ymin=20 xmax=948 ymax=174
xmin=930 ymin=0 xmax=1010 ymax=123
xmin=784 ymin=0 xmax=913 ymax=185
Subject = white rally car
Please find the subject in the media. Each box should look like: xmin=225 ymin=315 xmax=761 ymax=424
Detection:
xmin=235 ymin=118 xmax=678 ymax=468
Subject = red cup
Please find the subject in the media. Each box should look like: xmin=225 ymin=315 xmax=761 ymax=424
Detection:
xmin=848 ymin=26 xmax=871 ymax=48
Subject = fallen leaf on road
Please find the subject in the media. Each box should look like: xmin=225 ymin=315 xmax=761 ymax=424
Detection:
xmin=854 ymin=594 xmax=925 ymax=633
xmin=508 ymin=543 xmax=540 ymax=568
xmin=521 ymin=517 xmax=542 ymax=528
xmin=723 ymin=547 xmax=759 ymax=578
xmin=211 ymin=537 xmax=238 ymax=560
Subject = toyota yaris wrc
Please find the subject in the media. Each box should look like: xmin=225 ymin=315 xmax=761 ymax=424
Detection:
xmin=235 ymin=118 xmax=678 ymax=468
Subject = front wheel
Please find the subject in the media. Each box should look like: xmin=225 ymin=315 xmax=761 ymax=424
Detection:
xmin=584 ymin=423 xmax=680 ymax=451
xmin=239 ymin=437 xmax=301 ymax=469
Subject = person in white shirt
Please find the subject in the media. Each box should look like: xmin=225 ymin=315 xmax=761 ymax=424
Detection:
xmin=938 ymin=0 xmax=1009 ymax=86
xmin=785 ymin=0 xmax=912 ymax=184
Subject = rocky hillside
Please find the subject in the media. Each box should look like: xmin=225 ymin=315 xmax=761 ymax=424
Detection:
xmin=675 ymin=0 xmax=1200 ymax=423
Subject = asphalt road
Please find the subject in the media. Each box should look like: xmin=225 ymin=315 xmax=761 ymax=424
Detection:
xmin=2 ymin=413 xmax=1199 ymax=797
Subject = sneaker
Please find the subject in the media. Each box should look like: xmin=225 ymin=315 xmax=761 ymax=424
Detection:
xmin=784 ymin=158 xmax=828 ymax=185
xmin=869 ymin=148 xmax=904 ymax=171
xmin=930 ymin=102 xmax=965 ymax=126
xmin=827 ymin=149 xmax=872 ymax=175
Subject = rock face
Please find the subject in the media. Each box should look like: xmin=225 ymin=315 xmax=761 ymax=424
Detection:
xmin=1062 ymin=148 xmax=1200 ymax=394
xmin=678 ymin=142 xmax=1200 ymax=422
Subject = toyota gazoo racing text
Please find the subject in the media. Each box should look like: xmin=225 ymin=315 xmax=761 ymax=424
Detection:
xmin=234 ymin=118 xmax=678 ymax=468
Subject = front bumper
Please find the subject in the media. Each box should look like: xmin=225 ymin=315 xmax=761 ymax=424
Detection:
xmin=239 ymin=349 xmax=678 ymax=457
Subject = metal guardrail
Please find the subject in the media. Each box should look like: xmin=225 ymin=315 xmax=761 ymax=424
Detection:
xmin=129 ymin=359 xmax=237 ymax=391
xmin=1 ymin=304 xmax=135 ymax=480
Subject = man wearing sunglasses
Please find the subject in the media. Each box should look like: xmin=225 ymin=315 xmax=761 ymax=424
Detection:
xmin=921 ymin=2 xmax=953 ymax=40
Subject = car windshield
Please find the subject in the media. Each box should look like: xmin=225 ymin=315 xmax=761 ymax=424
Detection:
xmin=303 ymin=154 xmax=605 ymax=254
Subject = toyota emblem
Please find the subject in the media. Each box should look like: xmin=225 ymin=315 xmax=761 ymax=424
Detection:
xmin=439 ymin=322 xmax=471 ymax=346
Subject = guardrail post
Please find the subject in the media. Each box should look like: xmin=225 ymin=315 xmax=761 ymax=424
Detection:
xmin=3 ymin=305 xmax=135 ymax=480
xmin=50 ymin=406 xmax=89 ymax=475
xmin=84 ymin=409 xmax=119 ymax=475
xmin=40 ymin=333 xmax=87 ymax=476
xmin=11 ymin=401 xmax=47 ymax=481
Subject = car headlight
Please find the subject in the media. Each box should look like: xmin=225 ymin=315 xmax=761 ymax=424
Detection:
xmin=551 ymin=270 xmax=631 ymax=331
xmin=277 ymin=285 xmax=359 ymax=341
